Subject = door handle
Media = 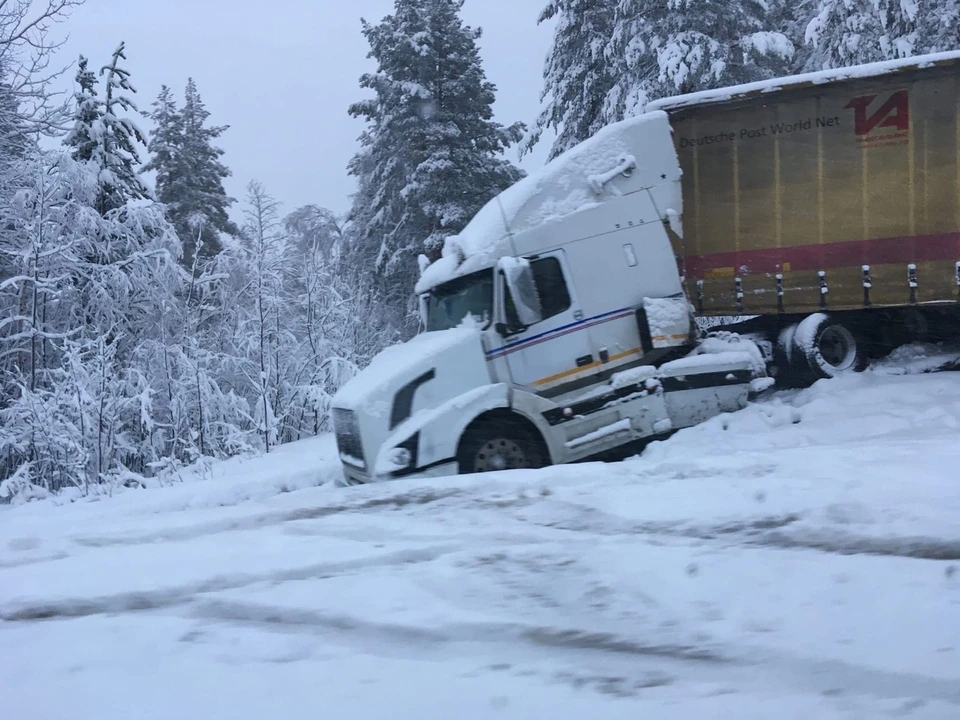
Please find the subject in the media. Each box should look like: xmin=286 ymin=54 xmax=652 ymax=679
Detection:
xmin=576 ymin=354 xmax=594 ymax=368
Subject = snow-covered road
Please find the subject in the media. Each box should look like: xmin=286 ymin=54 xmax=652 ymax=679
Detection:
xmin=2 ymin=368 xmax=959 ymax=719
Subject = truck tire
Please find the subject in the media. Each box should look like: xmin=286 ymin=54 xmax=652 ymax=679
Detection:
xmin=792 ymin=313 xmax=867 ymax=382
xmin=457 ymin=416 xmax=548 ymax=474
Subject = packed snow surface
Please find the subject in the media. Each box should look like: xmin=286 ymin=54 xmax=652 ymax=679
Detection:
xmin=2 ymin=362 xmax=960 ymax=719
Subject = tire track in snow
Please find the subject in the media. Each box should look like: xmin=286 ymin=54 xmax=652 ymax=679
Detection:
xmin=180 ymin=596 xmax=960 ymax=708
xmin=0 ymin=543 xmax=461 ymax=622
xmin=185 ymin=596 xmax=730 ymax=664
xmin=515 ymin=498 xmax=960 ymax=560
xmin=62 ymin=487 xmax=467 ymax=549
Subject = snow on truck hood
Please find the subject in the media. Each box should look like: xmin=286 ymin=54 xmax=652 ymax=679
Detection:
xmin=415 ymin=110 xmax=678 ymax=295
xmin=332 ymin=328 xmax=484 ymax=410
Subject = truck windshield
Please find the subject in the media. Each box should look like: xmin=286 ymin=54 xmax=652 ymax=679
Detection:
xmin=424 ymin=270 xmax=493 ymax=332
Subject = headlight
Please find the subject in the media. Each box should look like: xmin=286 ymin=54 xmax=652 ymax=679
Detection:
xmin=375 ymin=433 xmax=420 ymax=478
xmin=387 ymin=447 xmax=412 ymax=469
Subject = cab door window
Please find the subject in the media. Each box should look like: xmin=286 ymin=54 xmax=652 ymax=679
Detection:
xmin=505 ymin=256 xmax=571 ymax=327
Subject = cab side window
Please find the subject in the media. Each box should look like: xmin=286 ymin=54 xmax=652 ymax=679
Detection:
xmin=532 ymin=257 xmax=572 ymax=318
xmin=505 ymin=256 xmax=572 ymax=327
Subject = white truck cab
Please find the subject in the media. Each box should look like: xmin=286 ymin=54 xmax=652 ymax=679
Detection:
xmin=332 ymin=111 xmax=760 ymax=484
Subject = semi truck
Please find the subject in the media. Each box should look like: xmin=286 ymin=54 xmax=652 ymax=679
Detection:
xmin=331 ymin=50 xmax=960 ymax=485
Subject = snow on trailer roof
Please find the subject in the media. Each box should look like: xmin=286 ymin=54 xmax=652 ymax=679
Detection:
xmin=415 ymin=111 xmax=675 ymax=295
xmin=647 ymin=50 xmax=960 ymax=113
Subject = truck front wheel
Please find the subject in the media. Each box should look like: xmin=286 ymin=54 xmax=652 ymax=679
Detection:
xmin=457 ymin=415 xmax=548 ymax=474
xmin=792 ymin=313 xmax=867 ymax=382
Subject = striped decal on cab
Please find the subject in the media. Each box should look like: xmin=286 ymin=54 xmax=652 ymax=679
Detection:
xmin=485 ymin=308 xmax=634 ymax=360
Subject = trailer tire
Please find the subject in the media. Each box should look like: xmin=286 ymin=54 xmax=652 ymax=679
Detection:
xmin=792 ymin=313 xmax=867 ymax=382
xmin=457 ymin=413 xmax=548 ymax=475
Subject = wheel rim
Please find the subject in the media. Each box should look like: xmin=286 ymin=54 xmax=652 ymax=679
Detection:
xmin=818 ymin=325 xmax=857 ymax=370
xmin=472 ymin=438 xmax=530 ymax=472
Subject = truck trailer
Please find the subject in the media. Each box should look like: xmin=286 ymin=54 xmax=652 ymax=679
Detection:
xmin=650 ymin=50 xmax=960 ymax=381
xmin=331 ymin=51 xmax=960 ymax=484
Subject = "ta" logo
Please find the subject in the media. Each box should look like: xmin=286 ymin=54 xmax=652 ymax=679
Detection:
xmin=845 ymin=90 xmax=909 ymax=136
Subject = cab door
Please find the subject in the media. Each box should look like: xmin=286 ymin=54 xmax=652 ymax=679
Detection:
xmin=489 ymin=250 xmax=594 ymax=396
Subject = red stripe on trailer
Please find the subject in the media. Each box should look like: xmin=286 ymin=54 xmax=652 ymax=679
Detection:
xmin=685 ymin=232 xmax=960 ymax=277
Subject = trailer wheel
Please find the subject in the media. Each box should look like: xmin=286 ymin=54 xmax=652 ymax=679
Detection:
xmin=457 ymin=415 xmax=548 ymax=475
xmin=792 ymin=313 xmax=867 ymax=382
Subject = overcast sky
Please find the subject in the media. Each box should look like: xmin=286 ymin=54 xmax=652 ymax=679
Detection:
xmin=53 ymin=0 xmax=555 ymax=219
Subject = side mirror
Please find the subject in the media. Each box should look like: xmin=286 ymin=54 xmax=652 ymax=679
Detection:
xmin=495 ymin=321 xmax=525 ymax=338
xmin=498 ymin=257 xmax=542 ymax=327
xmin=418 ymin=294 xmax=429 ymax=329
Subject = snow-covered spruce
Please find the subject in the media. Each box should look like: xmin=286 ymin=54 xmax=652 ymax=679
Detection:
xmin=143 ymin=80 xmax=238 ymax=267
xmin=523 ymin=0 xmax=619 ymax=161
xmin=805 ymin=0 xmax=960 ymax=71
xmin=347 ymin=0 xmax=526 ymax=337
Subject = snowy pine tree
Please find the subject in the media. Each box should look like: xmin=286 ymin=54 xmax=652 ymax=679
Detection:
xmin=916 ymin=0 xmax=960 ymax=52
xmin=523 ymin=0 xmax=619 ymax=160
xmin=348 ymin=0 xmax=525 ymax=334
xmin=144 ymin=79 xmax=237 ymax=267
xmin=63 ymin=57 xmax=99 ymax=163
xmin=605 ymin=0 xmax=795 ymax=120
xmin=769 ymin=0 xmax=817 ymax=71
xmin=179 ymin=79 xmax=237 ymax=257
xmin=64 ymin=45 xmax=151 ymax=215
xmin=805 ymin=0 xmax=959 ymax=70
xmin=95 ymin=42 xmax=151 ymax=213
xmin=143 ymin=86 xmax=180 ymax=199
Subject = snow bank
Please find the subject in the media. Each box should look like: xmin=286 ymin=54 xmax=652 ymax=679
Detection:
xmin=868 ymin=342 xmax=960 ymax=376
xmin=648 ymin=50 xmax=960 ymax=112
xmin=0 ymin=434 xmax=340 ymax=568
xmin=1 ymin=435 xmax=339 ymax=516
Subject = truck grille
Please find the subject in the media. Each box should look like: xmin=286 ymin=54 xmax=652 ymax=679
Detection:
xmin=332 ymin=408 xmax=365 ymax=468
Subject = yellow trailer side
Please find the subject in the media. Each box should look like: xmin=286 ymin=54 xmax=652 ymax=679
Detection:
xmin=659 ymin=56 xmax=960 ymax=317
